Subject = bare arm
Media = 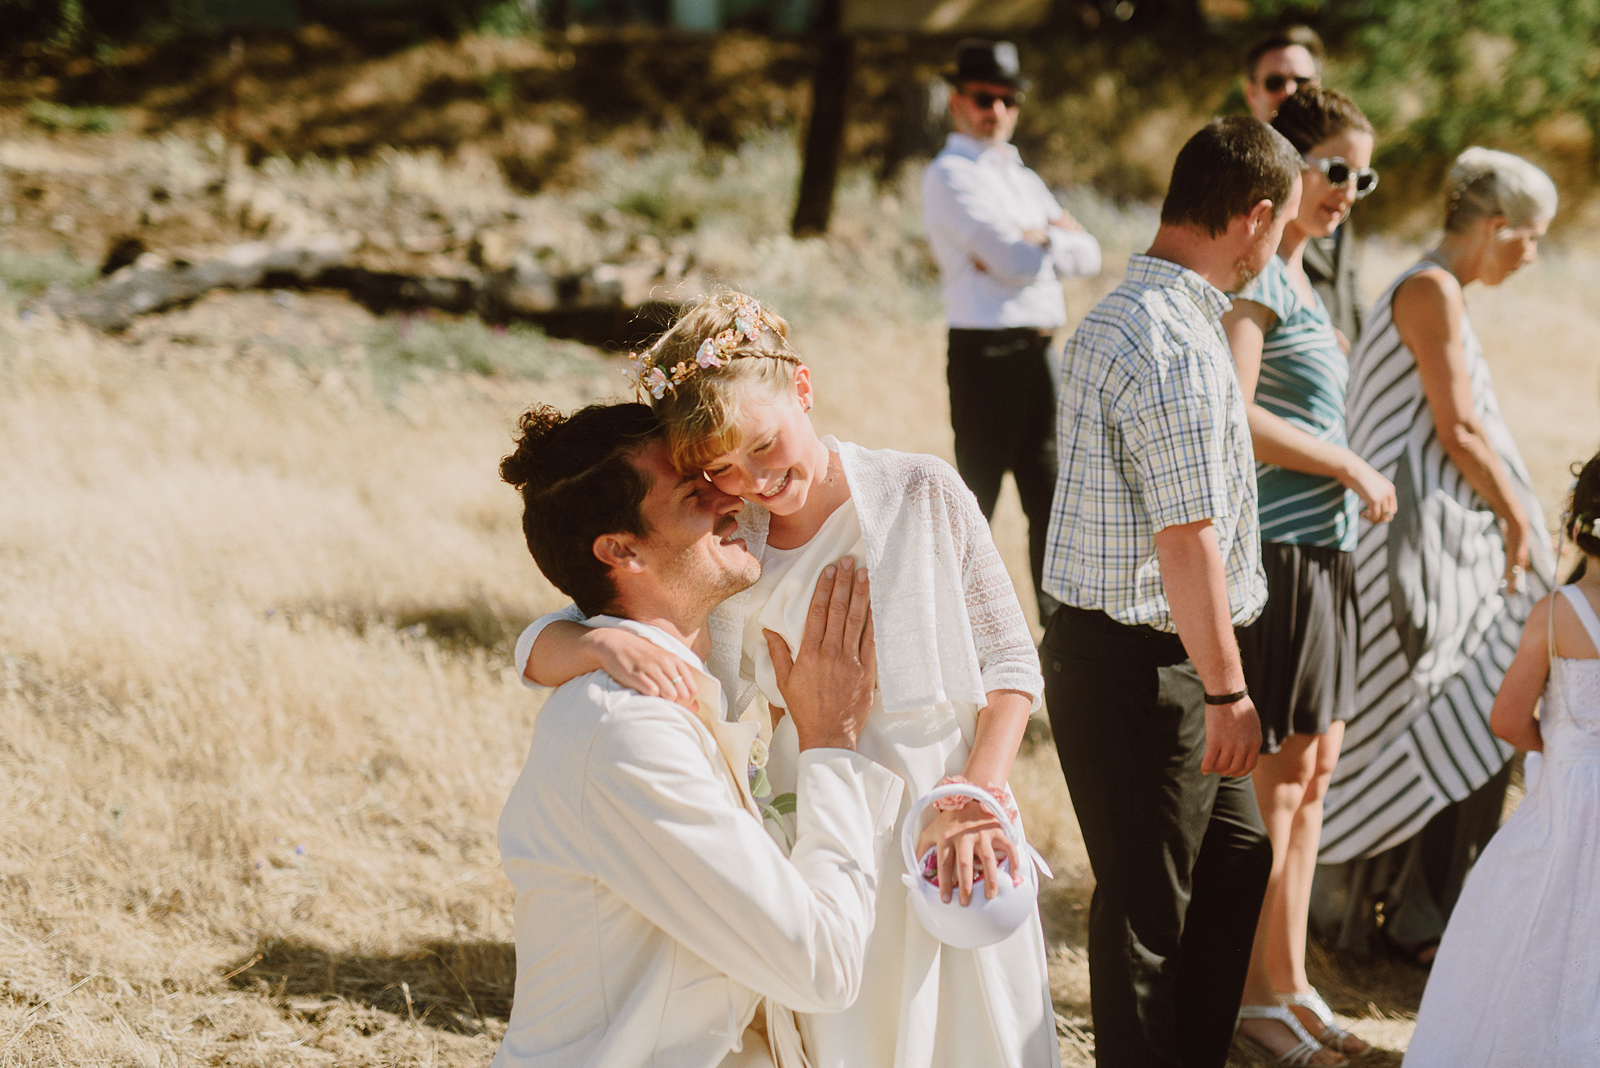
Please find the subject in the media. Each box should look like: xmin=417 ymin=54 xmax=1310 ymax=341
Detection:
xmin=1222 ymin=299 xmax=1396 ymax=523
xmin=963 ymin=690 xmax=1032 ymax=789
xmin=916 ymin=688 xmax=1032 ymax=905
xmin=525 ymin=619 xmax=699 ymax=708
xmin=1154 ymin=519 xmax=1260 ymax=777
xmin=1394 ymin=269 xmax=1533 ymax=585
xmin=1489 ymin=595 xmax=1550 ymax=751
xmin=914 ymin=460 xmax=1043 ymax=902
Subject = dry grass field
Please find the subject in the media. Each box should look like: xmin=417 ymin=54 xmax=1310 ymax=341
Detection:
xmin=1 ymin=131 xmax=1597 ymax=1067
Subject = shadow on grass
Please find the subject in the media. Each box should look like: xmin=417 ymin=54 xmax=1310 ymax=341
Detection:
xmin=224 ymin=937 xmax=514 ymax=1035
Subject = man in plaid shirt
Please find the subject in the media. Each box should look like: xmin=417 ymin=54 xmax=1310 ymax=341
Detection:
xmin=1041 ymin=118 xmax=1303 ymax=1068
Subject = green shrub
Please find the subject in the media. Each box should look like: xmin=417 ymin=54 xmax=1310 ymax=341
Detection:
xmin=576 ymin=128 xmax=800 ymax=238
xmin=0 ymin=249 xmax=99 ymax=296
xmin=26 ymin=100 xmax=122 ymax=133
xmin=1244 ymin=0 xmax=1600 ymax=224
xmin=1 ymin=0 xmax=541 ymax=52
xmin=473 ymin=0 xmax=538 ymax=36
xmin=363 ymin=314 xmax=592 ymax=384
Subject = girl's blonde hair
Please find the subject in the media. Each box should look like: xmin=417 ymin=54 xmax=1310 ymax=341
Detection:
xmin=633 ymin=290 xmax=803 ymax=472
xmin=1444 ymin=147 xmax=1558 ymax=234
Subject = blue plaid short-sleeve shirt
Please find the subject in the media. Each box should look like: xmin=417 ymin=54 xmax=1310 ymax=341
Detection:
xmin=1044 ymin=254 xmax=1266 ymax=632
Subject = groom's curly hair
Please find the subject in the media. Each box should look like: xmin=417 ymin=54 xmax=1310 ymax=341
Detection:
xmin=500 ymin=402 xmax=661 ymax=616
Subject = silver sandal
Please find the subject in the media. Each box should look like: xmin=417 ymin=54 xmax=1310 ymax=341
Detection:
xmin=1279 ymin=989 xmax=1366 ymax=1055
xmin=1236 ymin=1003 xmax=1343 ymax=1066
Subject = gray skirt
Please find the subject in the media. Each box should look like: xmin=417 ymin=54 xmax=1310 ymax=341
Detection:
xmin=1237 ymin=540 xmax=1358 ymax=753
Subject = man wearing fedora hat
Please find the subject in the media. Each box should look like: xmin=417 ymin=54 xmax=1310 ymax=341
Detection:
xmin=922 ymin=40 xmax=1102 ymax=628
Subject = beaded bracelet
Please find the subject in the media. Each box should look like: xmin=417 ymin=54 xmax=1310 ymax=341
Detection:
xmin=930 ymin=774 xmax=1020 ymax=825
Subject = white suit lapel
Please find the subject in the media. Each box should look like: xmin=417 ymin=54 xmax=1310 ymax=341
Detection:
xmin=689 ymin=667 xmax=761 ymax=819
xmin=690 ymin=672 xmax=813 ymax=1068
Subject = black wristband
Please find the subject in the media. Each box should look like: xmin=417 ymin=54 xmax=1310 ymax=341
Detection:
xmin=1204 ymin=688 xmax=1248 ymax=705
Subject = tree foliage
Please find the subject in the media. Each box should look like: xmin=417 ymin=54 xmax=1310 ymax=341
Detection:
xmin=1254 ymin=0 xmax=1600 ymax=209
xmin=0 ymin=0 xmax=536 ymax=53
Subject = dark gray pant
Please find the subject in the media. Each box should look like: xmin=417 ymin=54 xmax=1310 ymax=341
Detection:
xmin=946 ymin=327 xmax=1059 ymax=624
xmin=1044 ymin=606 xmax=1272 ymax=1067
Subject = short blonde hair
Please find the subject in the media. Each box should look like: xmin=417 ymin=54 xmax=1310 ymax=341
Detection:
xmin=637 ymin=290 xmax=802 ymax=472
xmin=1444 ymin=147 xmax=1558 ymax=233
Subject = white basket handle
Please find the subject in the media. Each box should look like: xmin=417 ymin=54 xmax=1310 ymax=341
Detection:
xmin=900 ymin=781 xmax=1025 ymax=878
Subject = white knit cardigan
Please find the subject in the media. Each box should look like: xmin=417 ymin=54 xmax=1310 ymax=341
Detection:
xmin=515 ymin=437 xmax=1044 ymax=717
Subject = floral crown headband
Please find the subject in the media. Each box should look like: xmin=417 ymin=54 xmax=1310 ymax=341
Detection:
xmin=628 ymin=295 xmax=773 ymax=400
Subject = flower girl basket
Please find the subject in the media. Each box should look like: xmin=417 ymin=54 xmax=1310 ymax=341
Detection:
xmin=901 ymin=782 xmax=1053 ymax=950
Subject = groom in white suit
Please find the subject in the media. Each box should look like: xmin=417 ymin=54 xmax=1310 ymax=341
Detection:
xmin=493 ymin=402 xmax=904 ymax=1068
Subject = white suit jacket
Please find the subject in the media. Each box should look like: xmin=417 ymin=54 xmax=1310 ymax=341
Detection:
xmin=493 ymin=617 xmax=904 ymax=1068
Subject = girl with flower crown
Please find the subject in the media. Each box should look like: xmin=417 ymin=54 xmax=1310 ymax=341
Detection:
xmin=512 ymin=290 xmax=1057 ymax=1068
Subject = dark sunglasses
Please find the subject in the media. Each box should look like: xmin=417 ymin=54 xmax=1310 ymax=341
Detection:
xmin=966 ymin=90 xmax=1022 ymax=110
xmin=1306 ymin=155 xmax=1380 ymax=199
xmin=1261 ymin=73 xmax=1317 ymax=93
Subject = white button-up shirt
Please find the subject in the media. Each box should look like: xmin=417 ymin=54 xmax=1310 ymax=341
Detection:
xmin=922 ymin=133 xmax=1102 ymax=330
xmin=494 ymin=616 xmax=904 ymax=1068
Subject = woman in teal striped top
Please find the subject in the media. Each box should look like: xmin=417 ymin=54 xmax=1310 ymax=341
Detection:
xmin=1223 ymin=88 xmax=1397 ymax=1066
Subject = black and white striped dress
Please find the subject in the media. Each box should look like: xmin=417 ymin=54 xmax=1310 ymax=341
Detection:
xmin=1318 ymin=260 xmax=1554 ymax=864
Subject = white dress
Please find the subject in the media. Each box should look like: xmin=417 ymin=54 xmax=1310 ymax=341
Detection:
xmin=742 ymin=498 xmax=1052 ymax=1068
xmin=1403 ymin=584 xmax=1600 ymax=1067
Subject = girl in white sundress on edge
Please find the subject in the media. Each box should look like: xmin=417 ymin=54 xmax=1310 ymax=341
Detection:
xmin=514 ymin=291 xmax=1058 ymax=1068
xmin=1403 ymin=451 xmax=1600 ymax=1068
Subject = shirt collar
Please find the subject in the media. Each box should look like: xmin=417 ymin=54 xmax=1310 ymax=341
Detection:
xmin=583 ymin=615 xmax=704 ymax=667
xmin=1124 ymin=253 xmax=1233 ymax=320
xmin=581 ymin=615 xmax=727 ymax=723
xmin=942 ymin=131 xmax=1022 ymax=166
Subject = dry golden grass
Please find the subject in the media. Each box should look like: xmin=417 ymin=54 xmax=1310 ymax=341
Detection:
xmin=0 ymin=292 xmax=617 ymax=1065
xmin=2 ymin=139 xmax=1597 ymax=1068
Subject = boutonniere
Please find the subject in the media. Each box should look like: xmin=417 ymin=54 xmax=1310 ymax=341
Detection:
xmin=747 ymin=736 xmax=771 ymax=797
xmin=748 ymin=736 xmax=796 ymax=848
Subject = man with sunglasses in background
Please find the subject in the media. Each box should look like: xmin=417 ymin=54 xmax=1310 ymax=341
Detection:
xmin=922 ymin=38 xmax=1102 ymax=628
xmin=1243 ymin=25 xmax=1367 ymax=345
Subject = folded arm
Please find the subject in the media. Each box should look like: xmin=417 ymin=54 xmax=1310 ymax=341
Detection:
xmin=926 ymin=163 xmax=1058 ymax=287
xmin=1041 ymin=197 xmax=1102 ymax=278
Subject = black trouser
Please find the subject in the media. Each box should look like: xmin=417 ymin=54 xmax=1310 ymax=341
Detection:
xmin=1043 ymin=606 xmax=1272 ymax=1068
xmin=946 ymin=327 xmax=1059 ymax=623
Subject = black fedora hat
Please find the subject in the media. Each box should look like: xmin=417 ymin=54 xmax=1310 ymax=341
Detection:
xmin=944 ymin=39 xmax=1030 ymax=92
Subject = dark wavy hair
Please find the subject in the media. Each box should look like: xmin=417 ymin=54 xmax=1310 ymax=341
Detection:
xmin=499 ymin=403 xmax=661 ymax=616
xmin=1270 ymin=85 xmax=1372 ymax=155
xmin=1565 ymin=451 xmax=1600 ymax=581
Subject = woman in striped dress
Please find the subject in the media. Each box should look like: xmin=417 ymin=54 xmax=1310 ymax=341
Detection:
xmin=1314 ymin=148 xmax=1558 ymax=964
xmin=1223 ymin=88 xmax=1394 ymax=1066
